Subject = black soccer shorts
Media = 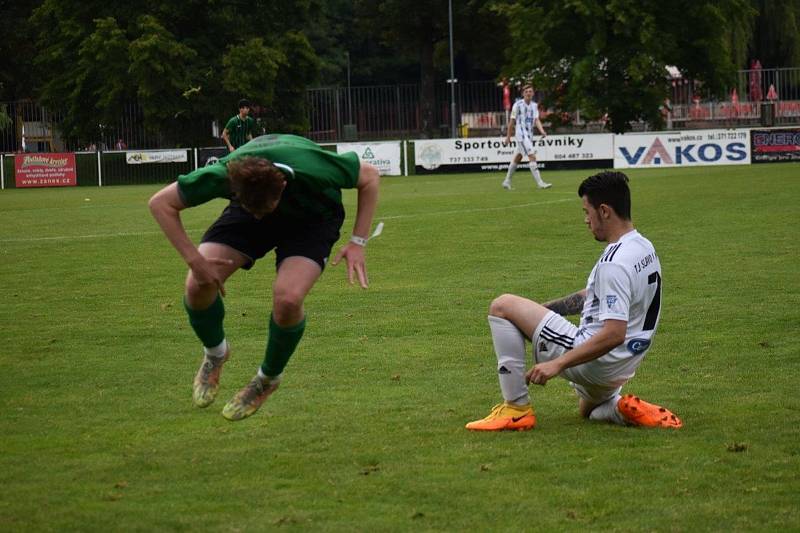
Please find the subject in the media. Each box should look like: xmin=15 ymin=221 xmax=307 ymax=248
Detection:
xmin=200 ymin=201 xmax=344 ymax=271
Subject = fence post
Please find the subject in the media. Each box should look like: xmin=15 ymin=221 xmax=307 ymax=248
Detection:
xmin=402 ymin=140 xmax=408 ymax=176
xmin=335 ymin=88 xmax=342 ymax=141
xmin=193 ymin=148 xmax=198 ymax=171
xmin=1 ymin=153 xmax=4 ymax=189
xmin=396 ymin=86 xmax=402 ymax=134
xmin=97 ymin=150 xmax=102 ymax=187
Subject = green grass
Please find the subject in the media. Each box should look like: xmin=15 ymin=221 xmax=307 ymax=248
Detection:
xmin=1 ymin=163 xmax=799 ymax=531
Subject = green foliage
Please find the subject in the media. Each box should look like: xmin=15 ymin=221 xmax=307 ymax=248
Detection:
xmin=0 ymin=164 xmax=799 ymax=529
xmin=751 ymin=0 xmax=800 ymax=67
xmin=0 ymin=1 xmax=41 ymax=100
xmin=128 ymin=15 xmax=197 ymax=132
xmin=27 ymin=0 xmax=322 ymax=146
xmin=267 ymin=31 xmax=321 ymax=133
xmin=222 ymin=38 xmax=284 ymax=106
xmin=496 ymin=0 xmax=757 ymax=132
xmin=0 ymin=104 xmax=11 ymax=130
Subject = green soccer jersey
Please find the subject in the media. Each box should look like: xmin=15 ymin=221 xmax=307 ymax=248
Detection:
xmin=177 ymin=134 xmax=360 ymax=220
xmin=224 ymin=114 xmax=256 ymax=149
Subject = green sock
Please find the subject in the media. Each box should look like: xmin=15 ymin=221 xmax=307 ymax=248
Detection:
xmin=261 ymin=314 xmax=306 ymax=377
xmin=184 ymin=295 xmax=225 ymax=348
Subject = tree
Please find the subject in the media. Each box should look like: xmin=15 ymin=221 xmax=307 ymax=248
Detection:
xmin=496 ymin=0 xmax=756 ymax=132
xmin=750 ymin=0 xmax=800 ymax=67
xmin=352 ymin=0 xmax=506 ymax=137
xmin=29 ymin=0 xmax=322 ymax=147
xmin=0 ymin=0 xmax=42 ymax=101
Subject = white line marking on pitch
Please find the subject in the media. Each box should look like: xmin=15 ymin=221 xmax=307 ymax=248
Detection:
xmin=0 ymin=198 xmax=573 ymax=243
xmin=380 ymin=197 xmax=573 ymax=220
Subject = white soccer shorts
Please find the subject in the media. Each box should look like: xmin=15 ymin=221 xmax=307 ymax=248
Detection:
xmin=532 ymin=311 xmax=636 ymax=404
xmin=514 ymin=134 xmax=536 ymax=158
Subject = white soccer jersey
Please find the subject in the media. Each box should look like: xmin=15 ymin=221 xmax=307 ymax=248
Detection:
xmin=511 ymin=99 xmax=539 ymax=140
xmin=576 ymin=230 xmax=662 ymax=366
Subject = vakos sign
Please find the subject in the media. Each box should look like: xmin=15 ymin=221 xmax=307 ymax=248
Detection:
xmin=614 ymin=129 xmax=750 ymax=169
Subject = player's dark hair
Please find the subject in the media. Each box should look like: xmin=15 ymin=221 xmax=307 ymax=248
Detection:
xmin=228 ymin=157 xmax=286 ymax=213
xmin=238 ymin=99 xmax=251 ymax=109
xmin=578 ymin=171 xmax=632 ymax=220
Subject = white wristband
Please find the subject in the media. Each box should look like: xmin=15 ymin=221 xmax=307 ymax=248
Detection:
xmin=350 ymin=235 xmax=367 ymax=247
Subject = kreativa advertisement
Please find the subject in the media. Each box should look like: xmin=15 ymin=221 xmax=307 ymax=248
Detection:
xmin=413 ymin=135 xmax=614 ymax=174
xmin=614 ymin=129 xmax=751 ymax=169
xmin=337 ymin=141 xmax=402 ymax=176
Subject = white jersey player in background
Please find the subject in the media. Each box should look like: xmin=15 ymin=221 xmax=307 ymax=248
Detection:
xmin=502 ymin=84 xmax=551 ymax=190
xmin=467 ymin=170 xmax=682 ymax=431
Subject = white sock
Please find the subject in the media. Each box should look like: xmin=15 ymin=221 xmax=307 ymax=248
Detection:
xmin=588 ymin=394 xmax=626 ymax=425
xmin=504 ymin=161 xmax=517 ymax=182
xmin=203 ymin=339 xmax=227 ymax=359
xmin=488 ymin=315 xmax=530 ymax=405
xmin=256 ymin=368 xmax=282 ymax=385
xmin=529 ymin=162 xmax=545 ymax=186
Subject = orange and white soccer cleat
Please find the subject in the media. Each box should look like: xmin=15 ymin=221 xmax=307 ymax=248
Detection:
xmin=465 ymin=402 xmax=536 ymax=431
xmin=617 ymin=394 xmax=682 ymax=429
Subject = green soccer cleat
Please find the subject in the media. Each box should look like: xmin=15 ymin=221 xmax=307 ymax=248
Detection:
xmin=192 ymin=347 xmax=230 ymax=408
xmin=221 ymin=375 xmax=280 ymax=421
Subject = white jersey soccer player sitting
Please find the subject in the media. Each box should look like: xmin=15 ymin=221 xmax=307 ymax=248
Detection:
xmin=502 ymin=84 xmax=551 ymax=190
xmin=467 ymin=170 xmax=682 ymax=431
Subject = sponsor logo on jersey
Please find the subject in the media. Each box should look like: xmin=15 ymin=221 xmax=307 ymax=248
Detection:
xmin=627 ymin=338 xmax=651 ymax=355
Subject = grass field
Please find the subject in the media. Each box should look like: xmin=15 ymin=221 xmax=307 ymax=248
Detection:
xmin=1 ymin=163 xmax=799 ymax=531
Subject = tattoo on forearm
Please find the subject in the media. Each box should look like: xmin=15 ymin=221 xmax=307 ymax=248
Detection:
xmin=544 ymin=291 xmax=586 ymax=316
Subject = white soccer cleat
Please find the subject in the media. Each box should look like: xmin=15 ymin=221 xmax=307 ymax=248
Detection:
xmin=502 ymin=180 xmax=513 ymax=190
xmin=537 ymin=182 xmax=552 ymax=189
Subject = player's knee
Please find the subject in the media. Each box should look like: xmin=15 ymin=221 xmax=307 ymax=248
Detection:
xmin=185 ymin=273 xmax=208 ymax=298
xmin=489 ymin=293 xmax=516 ymax=318
xmin=273 ymin=288 xmax=304 ymax=320
xmin=184 ymin=275 xmax=219 ymax=309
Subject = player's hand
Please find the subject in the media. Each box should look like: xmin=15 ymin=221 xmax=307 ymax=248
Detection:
xmin=188 ymin=255 xmax=234 ymax=296
xmin=332 ymin=243 xmax=369 ymax=289
xmin=525 ymin=360 xmax=562 ymax=386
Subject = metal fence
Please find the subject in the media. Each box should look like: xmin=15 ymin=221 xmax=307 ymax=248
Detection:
xmin=667 ymin=67 xmax=800 ymax=128
xmin=2 ymin=68 xmax=800 ymax=151
xmin=306 ymin=80 xmax=506 ymax=142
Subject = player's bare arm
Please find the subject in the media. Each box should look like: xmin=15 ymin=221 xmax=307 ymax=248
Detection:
xmin=505 ymin=117 xmax=515 ymax=144
xmin=526 ymin=319 xmax=627 ymax=386
xmin=148 ymin=183 xmax=232 ymax=295
xmin=332 ymin=163 xmax=380 ymax=289
xmin=535 ymin=118 xmax=547 ymax=137
xmin=544 ymin=289 xmax=587 ymax=316
xmin=221 ymin=128 xmax=234 ymax=152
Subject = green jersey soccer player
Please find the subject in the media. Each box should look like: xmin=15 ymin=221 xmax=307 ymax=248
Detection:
xmin=149 ymin=134 xmax=380 ymax=421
